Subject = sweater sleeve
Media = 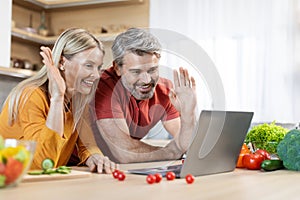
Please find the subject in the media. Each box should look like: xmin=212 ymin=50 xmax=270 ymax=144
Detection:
xmin=17 ymin=88 xmax=69 ymax=169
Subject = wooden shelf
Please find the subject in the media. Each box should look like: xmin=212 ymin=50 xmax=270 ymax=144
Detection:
xmin=9 ymin=28 xmax=118 ymax=79
xmin=11 ymin=27 xmax=118 ymax=45
xmin=0 ymin=66 xmax=37 ymax=79
xmin=11 ymin=27 xmax=56 ymax=45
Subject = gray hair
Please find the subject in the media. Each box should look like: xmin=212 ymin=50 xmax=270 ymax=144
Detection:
xmin=112 ymin=28 xmax=161 ymax=67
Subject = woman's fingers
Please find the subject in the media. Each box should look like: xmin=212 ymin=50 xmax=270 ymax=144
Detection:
xmin=87 ymin=154 xmax=118 ymax=174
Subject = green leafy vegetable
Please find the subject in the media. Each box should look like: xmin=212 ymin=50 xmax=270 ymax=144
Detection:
xmin=245 ymin=121 xmax=288 ymax=154
xmin=277 ymin=129 xmax=300 ymax=171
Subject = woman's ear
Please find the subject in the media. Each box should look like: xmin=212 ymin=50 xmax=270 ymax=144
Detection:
xmin=59 ymin=56 xmax=66 ymax=71
xmin=113 ymin=61 xmax=121 ymax=76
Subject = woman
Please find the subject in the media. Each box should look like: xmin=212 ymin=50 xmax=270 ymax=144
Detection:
xmin=0 ymin=28 xmax=117 ymax=173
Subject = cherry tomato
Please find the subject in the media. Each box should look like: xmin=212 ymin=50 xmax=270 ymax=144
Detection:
xmin=117 ymin=172 xmax=126 ymax=181
xmin=185 ymin=174 xmax=195 ymax=184
xmin=242 ymin=153 xmax=264 ymax=170
xmin=112 ymin=170 xmax=119 ymax=179
xmin=166 ymin=171 xmax=176 ymax=181
xmin=146 ymin=174 xmax=156 ymax=184
xmin=255 ymin=149 xmax=271 ymax=160
xmin=154 ymin=173 xmax=162 ymax=183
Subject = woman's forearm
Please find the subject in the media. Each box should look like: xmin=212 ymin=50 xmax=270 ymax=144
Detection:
xmin=46 ymin=97 xmax=64 ymax=137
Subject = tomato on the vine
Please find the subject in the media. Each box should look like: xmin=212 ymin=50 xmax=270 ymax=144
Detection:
xmin=255 ymin=149 xmax=271 ymax=160
xmin=166 ymin=171 xmax=176 ymax=181
xmin=242 ymin=153 xmax=264 ymax=170
xmin=185 ymin=174 xmax=195 ymax=184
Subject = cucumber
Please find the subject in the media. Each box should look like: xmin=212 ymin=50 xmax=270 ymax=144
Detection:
xmin=41 ymin=158 xmax=54 ymax=170
xmin=261 ymin=159 xmax=284 ymax=171
xmin=27 ymin=170 xmax=44 ymax=175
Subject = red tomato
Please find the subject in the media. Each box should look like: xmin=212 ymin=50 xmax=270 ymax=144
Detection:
xmin=112 ymin=170 xmax=119 ymax=179
xmin=117 ymin=172 xmax=126 ymax=181
xmin=255 ymin=149 xmax=271 ymax=160
xmin=154 ymin=173 xmax=162 ymax=183
xmin=242 ymin=153 xmax=264 ymax=170
xmin=4 ymin=158 xmax=23 ymax=184
xmin=0 ymin=163 xmax=5 ymax=174
xmin=146 ymin=174 xmax=156 ymax=184
xmin=166 ymin=171 xmax=176 ymax=181
xmin=185 ymin=174 xmax=195 ymax=184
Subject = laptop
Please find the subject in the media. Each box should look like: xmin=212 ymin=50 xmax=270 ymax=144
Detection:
xmin=128 ymin=110 xmax=254 ymax=178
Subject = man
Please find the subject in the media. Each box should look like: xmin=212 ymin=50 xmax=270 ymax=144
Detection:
xmin=94 ymin=28 xmax=197 ymax=163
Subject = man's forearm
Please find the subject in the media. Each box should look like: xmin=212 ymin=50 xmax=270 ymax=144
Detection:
xmin=106 ymin=138 xmax=183 ymax=163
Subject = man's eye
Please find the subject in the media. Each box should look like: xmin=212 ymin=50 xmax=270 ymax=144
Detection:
xmin=86 ymin=64 xmax=93 ymax=68
xmin=131 ymin=71 xmax=140 ymax=75
xmin=148 ymin=68 xmax=158 ymax=73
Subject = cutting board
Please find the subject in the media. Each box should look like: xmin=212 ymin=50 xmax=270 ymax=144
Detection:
xmin=22 ymin=170 xmax=92 ymax=182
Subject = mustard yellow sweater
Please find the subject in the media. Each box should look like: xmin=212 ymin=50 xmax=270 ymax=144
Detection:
xmin=0 ymin=87 xmax=101 ymax=169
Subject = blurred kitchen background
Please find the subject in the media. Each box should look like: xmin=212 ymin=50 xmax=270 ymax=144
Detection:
xmin=1 ymin=0 xmax=300 ymax=128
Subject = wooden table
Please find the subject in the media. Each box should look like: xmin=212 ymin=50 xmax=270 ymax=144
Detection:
xmin=1 ymin=160 xmax=299 ymax=200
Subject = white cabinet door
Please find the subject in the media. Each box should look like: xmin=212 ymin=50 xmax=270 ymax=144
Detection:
xmin=0 ymin=0 xmax=12 ymax=68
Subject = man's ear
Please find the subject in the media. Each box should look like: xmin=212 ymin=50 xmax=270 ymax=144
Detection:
xmin=113 ymin=61 xmax=121 ymax=76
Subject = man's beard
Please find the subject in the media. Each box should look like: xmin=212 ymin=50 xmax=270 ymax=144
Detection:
xmin=121 ymin=78 xmax=157 ymax=100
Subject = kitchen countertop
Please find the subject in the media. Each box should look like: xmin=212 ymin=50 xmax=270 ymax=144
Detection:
xmin=1 ymin=160 xmax=299 ymax=200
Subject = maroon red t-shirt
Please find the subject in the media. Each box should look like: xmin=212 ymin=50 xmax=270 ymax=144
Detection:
xmin=95 ymin=66 xmax=180 ymax=139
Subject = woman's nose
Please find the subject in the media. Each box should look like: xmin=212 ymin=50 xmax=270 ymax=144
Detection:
xmin=93 ymin=68 xmax=101 ymax=79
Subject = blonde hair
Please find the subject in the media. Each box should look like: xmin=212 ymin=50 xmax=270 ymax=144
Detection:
xmin=5 ymin=28 xmax=104 ymax=129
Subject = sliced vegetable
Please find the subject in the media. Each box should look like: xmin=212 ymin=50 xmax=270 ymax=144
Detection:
xmin=28 ymin=158 xmax=71 ymax=176
xmin=27 ymin=170 xmax=44 ymax=175
xmin=261 ymin=159 xmax=284 ymax=171
xmin=41 ymin=158 xmax=54 ymax=170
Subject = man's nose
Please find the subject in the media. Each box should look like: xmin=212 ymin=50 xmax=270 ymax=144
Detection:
xmin=139 ymin=72 xmax=151 ymax=83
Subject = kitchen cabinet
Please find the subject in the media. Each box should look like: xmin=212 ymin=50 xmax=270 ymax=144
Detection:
xmin=11 ymin=26 xmax=119 ymax=45
xmin=8 ymin=0 xmax=149 ymax=78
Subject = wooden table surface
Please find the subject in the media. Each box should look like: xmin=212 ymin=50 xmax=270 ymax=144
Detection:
xmin=1 ymin=160 xmax=300 ymax=200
